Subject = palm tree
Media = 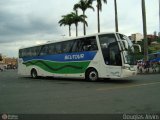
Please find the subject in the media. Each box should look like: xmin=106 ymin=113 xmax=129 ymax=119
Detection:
xmin=96 ymin=0 xmax=107 ymax=33
xmin=58 ymin=14 xmax=73 ymax=37
xmin=114 ymin=0 xmax=118 ymax=32
xmin=141 ymin=0 xmax=148 ymax=61
xmin=70 ymin=12 xmax=88 ymax=37
xmin=73 ymin=0 xmax=94 ymax=35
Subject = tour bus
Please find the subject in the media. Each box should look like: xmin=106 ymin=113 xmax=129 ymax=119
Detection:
xmin=18 ymin=32 xmax=140 ymax=81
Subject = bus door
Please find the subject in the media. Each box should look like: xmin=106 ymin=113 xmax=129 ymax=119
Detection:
xmin=106 ymin=42 xmax=122 ymax=78
xmin=99 ymin=34 xmax=122 ymax=78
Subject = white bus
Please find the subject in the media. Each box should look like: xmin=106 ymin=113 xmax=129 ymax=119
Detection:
xmin=18 ymin=32 xmax=139 ymax=81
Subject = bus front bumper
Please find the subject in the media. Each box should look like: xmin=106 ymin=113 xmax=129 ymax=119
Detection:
xmin=121 ymin=66 xmax=137 ymax=78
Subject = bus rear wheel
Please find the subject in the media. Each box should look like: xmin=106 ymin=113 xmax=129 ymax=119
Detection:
xmin=86 ymin=68 xmax=98 ymax=82
xmin=31 ymin=69 xmax=38 ymax=79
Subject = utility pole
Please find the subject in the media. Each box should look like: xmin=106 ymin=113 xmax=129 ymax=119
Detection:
xmin=142 ymin=0 xmax=148 ymax=61
xmin=0 ymin=53 xmax=2 ymax=61
xmin=97 ymin=4 xmax=100 ymax=33
xmin=114 ymin=0 xmax=119 ymax=32
xmin=159 ymin=0 xmax=160 ymax=33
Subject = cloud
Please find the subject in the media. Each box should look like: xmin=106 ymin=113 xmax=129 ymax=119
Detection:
xmin=0 ymin=0 xmax=159 ymax=57
xmin=0 ymin=0 xmax=80 ymax=57
xmin=0 ymin=9 xmax=61 ymax=43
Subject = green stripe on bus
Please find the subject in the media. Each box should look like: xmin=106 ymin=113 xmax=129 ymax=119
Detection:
xmin=23 ymin=60 xmax=90 ymax=74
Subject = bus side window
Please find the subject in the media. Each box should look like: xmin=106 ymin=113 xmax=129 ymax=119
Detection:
xmin=19 ymin=50 xmax=22 ymax=58
xmin=72 ymin=39 xmax=83 ymax=52
xmin=26 ymin=49 xmax=31 ymax=57
xmin=48 ymin=43 xmax=55 ymax=55
xmin=85 ymin=37 xmax=98 ymax=51
xmin=78 ymin=39 xmax=85 ymax=52
xmin=35 ymin=46 xmax=41 ymax=56
xmin=70 ymin=36 xmax=98 ymax=53
xmin=71 ymin=39 xmax=76 ymax=52
xmin=72 ymin=37 xmax=98 ymax=52
xmin=62 ymin=41 xmax=74 ymax=53
xmin=22 ymin=49 xmax=26 ymax=57
xmin=65 ymin=40 xmax=74 ymax=53
xmin=30 ymin=47 xmax=36 ymax=57
xmin=54 ymin=43 xmax=62 ymax=54
xmin=39 ymin=45 xmax=49 ymax=56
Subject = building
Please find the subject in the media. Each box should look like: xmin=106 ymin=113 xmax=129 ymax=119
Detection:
xmin=0 ymin=54 xmax=17 ymax=69
xmin=4 ymin=57 xmax=17 ymax=66
xmin=146 ymin=35 xmax=159 ymax=45
xmin=130 ymin=33 xmax=143 ymax=43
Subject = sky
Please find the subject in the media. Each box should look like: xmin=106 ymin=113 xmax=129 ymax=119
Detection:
xmin=0 ymin=0 xmax=159 ymax=57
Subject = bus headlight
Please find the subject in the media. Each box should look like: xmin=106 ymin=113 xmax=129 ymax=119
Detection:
xmin=122 ymin=66 xmax=130 ymax=70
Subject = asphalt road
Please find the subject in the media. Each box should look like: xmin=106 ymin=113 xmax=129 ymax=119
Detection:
xmin=0 ymin=70 xmax=160 ymax=114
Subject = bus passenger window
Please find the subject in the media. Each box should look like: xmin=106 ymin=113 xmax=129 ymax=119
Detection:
xmin=48 ymin=44 xmax=55 ymax=55
xmin=82 ymin=37 xmax=98 ymax=51
xmin=39 ymin=45 xmax=49 ymax=56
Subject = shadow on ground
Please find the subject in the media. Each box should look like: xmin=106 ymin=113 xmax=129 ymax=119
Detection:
xmin=19 ymin=76 xmax=135 ymax=85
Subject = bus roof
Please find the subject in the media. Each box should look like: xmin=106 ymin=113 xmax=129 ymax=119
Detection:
xmin=19 ymin=32 xmax=121 ymax=50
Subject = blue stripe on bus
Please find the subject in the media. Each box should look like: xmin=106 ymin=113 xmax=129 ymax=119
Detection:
xmin=22 ymin=51 xmax=97 ymax=63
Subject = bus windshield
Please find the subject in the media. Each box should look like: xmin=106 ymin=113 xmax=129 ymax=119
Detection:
xmin=117 ymin=34 xmax=136 ymax=65
xmin=99 ymin=34 xmax=122 ymax=66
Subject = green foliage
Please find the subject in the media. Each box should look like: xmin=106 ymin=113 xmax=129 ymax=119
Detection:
xmin=157 ymin=38 xmax=160 ymax=43
xmin=73 ymin=0 xmax=94 ymax=12
xmin=59 ymin=0 xmax=108 ymax=36
xmin=73 ymin=0 xmax=94 ymax=35
xmin=134 ymin=38 xmax=160 ymax=60
xmin=135 ymin=53 xmax=144 ymax=60
xmin=70 ymin=12 xmax=87 ymax=26
xmin=97 ymin=0 xmax=107 ymax=11
xmin=59 ymin=12 xmax=88 ymax=36
xmin=148 ymin=46 xmax=158 ymax=53
xmin=58 ymin=14 xmax=73 ymax=27
xmin=58 ymin=14 xmax=74 ymax=36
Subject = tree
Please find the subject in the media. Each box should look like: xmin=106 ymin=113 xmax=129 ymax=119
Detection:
xmin=157 ymin=38 xmax=160 ymax=43
xmin=96 ymin=0 xmax=107 ymax=33
xmin=70 ymin=12 xmax=88 ymax=37
xmin=73 ymin=0 xmax=94 ymax=35
xmin=114 ymin=0 xmax=119 ymax=32
xmin=58 ymin=14 xmax=73 ymax=37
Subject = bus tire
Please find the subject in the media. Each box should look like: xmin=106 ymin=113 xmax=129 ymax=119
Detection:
xmin=31 ymin=69 xmax=38 ymax=79
xmin=85 ymin=68 xmax=98 ymax=82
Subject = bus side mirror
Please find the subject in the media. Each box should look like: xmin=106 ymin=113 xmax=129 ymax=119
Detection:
xmin=122 ymin=40 xmax=128 ymax=50
xmin=133 ymin=44 xmax=142 ymax=53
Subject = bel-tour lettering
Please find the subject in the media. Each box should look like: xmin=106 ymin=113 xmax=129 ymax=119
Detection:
xmin=65 ymin=54 xmax=84 ymax=60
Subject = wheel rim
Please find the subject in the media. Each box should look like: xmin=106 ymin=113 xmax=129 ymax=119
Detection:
xmin=32 ymin=70 xmax=37 ymax=78
xmin=89 ymin=71 xmax=97 ymax=81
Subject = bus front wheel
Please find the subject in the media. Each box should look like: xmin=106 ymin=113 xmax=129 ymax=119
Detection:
xmin=86 ymin=68 xmax=98 ymax=82
xmin=31 ymin=69 xmax=38 ymax=79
